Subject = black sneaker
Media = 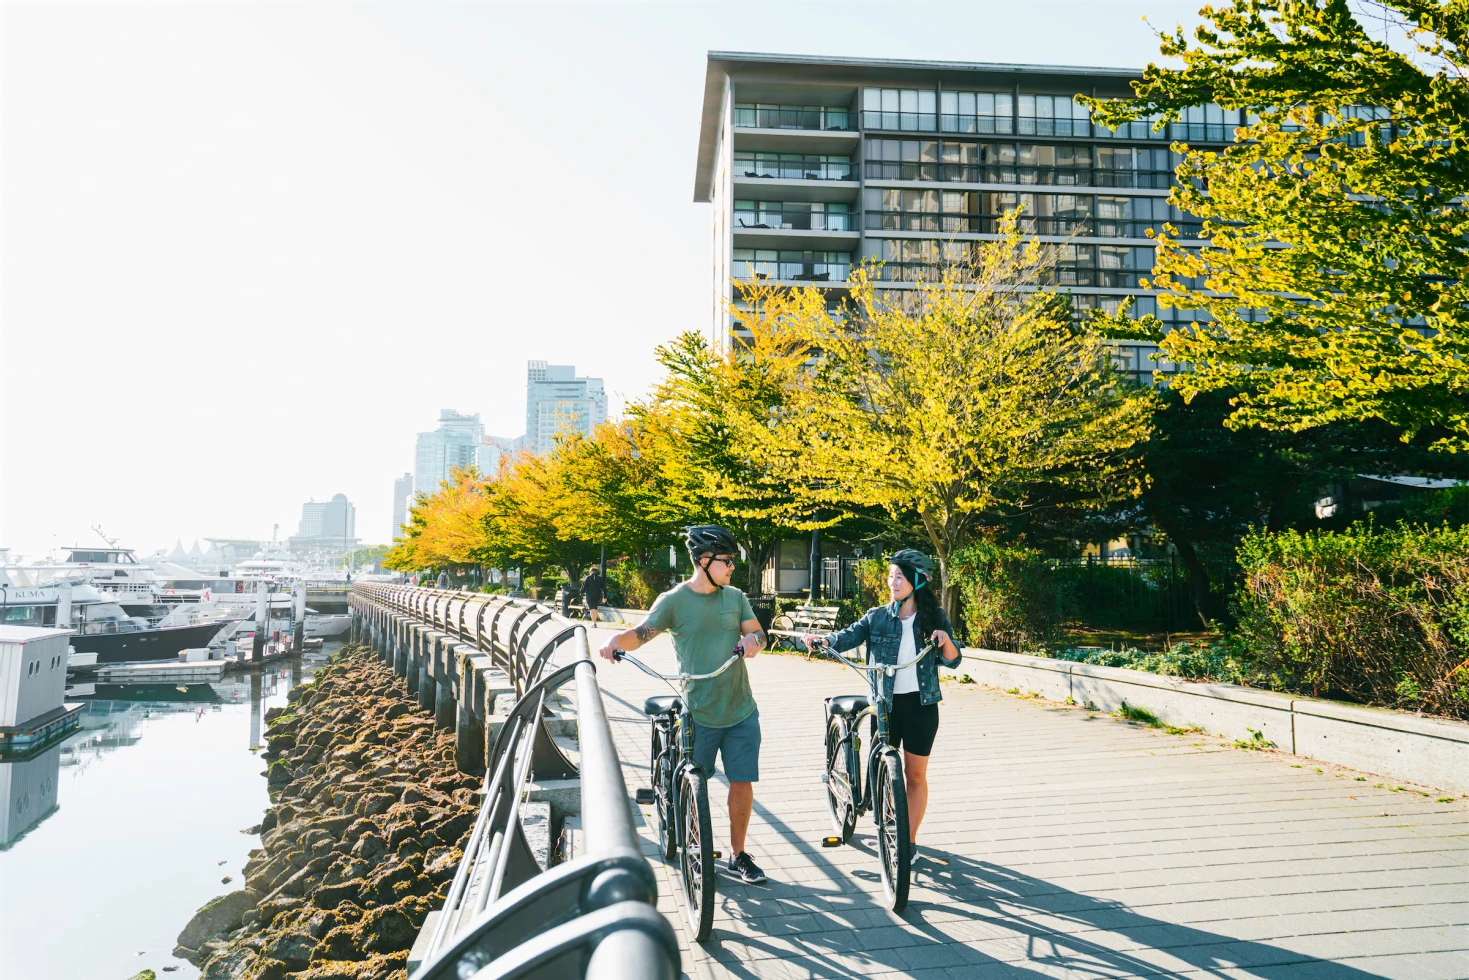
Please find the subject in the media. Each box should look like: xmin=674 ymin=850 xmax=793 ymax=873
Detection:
xmin=727 ymin=851 xmax=767 ymax=884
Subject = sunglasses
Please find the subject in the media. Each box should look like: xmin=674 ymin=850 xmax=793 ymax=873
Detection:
xmin=707 ymin=556 xmax=737 ymax=567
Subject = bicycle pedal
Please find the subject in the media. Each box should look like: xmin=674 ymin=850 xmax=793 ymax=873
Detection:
xmin=633 ymin=788 xmax=655 ymax=805
xmin=821 ymin=836 xmax=844 ymax=848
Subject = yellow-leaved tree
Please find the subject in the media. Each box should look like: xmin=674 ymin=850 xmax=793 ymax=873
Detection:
xmin=742 ymin=213 xmax=1157 ymax=620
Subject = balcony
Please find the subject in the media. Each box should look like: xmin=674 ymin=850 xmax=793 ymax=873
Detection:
xmin=735 ymin=203 xmax=860 ymax=249
xmin=732 ymin=103 xmax=859 ymax=153
xmin=735 ymin=103 xmax=853 ymax=132
xmin=733 ymin=155 xmax=858 ymax=203
xmin=863 ymin=211 xmax=1204 ymax=241
xmin=732 ymin=249 xmax=851 ymax=286
xmin=864 ymin=160 xmax=1173 ymax=190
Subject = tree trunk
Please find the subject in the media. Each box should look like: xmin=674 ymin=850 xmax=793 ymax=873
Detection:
xmin=1158 ymin=519 xmax=1221 ymax=628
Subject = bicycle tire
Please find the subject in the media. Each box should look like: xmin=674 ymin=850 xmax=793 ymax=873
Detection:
xmin=679 ymin=767 xmax=717 ymax=941
xmin=825 ymin=716 xmax=857 ymax=844
xmin=650 ymin=723 xmax=676 ymax=860
xmin=874 ymin=751 xmax=911 ymax=912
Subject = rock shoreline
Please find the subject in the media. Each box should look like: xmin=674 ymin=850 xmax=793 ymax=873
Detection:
xmin=175 ymin=645 xmax=479 ymax=980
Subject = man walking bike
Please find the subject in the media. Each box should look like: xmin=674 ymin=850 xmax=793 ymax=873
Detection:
xmin=600 ymin=525 xmax=768 ymax=884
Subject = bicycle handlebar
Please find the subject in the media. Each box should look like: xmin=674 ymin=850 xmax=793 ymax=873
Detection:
xmin=612 ymin=649 xmax=744 ymax=683
xmin=814 ymin=637 xmax=938 ymax=676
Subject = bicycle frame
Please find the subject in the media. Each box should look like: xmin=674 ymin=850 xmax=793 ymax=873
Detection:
xmin=822 ymin=639 xmax=937 ymax=816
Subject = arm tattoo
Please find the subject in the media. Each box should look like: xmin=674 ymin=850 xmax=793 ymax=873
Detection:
xmin=633 ymin=624 xmax=662 ymax=644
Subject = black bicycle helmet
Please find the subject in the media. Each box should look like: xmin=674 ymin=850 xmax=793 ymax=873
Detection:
xmin=886 ymin=548 xmax=936 ymax=588
xmin=685 ymin=525 xmax=738 ymax=558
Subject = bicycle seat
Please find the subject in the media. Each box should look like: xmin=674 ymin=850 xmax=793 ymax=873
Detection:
xmin=644 ymin=695 xmax=682 ymax=716
xmin=827 ymin=695 xmax=871 ymax=716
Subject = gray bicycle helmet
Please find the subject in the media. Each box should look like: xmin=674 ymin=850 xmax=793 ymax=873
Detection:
xmin=685 ymin=525 xmax=738 ymax=558
xmin=887 ymin=548 xmax=935 ymax=589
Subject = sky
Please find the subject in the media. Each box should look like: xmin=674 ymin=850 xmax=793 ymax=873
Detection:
xmin=1 ymin=0 xmax=1206 ymax=558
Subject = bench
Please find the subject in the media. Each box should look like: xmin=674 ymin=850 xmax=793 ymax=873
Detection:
xmin=768 ymin=604 xmax=841 ymax=653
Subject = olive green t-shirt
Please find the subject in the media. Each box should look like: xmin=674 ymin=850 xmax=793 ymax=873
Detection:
xmin=643 ymin=583 xmax=757 ymax=728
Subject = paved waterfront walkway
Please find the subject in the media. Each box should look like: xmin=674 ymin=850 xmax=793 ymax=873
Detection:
xmin=587 ymin=627 xmax=1469 ymax=980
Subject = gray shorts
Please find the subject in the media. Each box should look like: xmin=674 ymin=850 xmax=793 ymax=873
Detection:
xmin=692 ymin=709 xmax=761 ymax=783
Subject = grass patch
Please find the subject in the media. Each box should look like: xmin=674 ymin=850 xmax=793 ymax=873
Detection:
xmin=1164 ymin=724 xmax=1205 ymax=736
xmin=1355 ymin=776 xmax=1366 ymax=781
xmin=1233 ymin=728 xmax=1276 ymax=751
xmin=1114 ymin=701 xmax=1161 ymax=727
xmin=1439 ymin=797 xmax=1456 ymax=803
xmin=958 ymin=674 xmax=975 ymax=684
xmin=1005 ymin=687 xmax=1020 ymax=695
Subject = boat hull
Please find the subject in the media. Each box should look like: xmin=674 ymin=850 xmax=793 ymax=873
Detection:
xmin=68 ymin=620 xmax=236 ymax=666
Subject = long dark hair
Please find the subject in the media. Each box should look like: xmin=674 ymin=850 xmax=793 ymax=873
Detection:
xmin=893 ymin=561 xmax=943 ymax=643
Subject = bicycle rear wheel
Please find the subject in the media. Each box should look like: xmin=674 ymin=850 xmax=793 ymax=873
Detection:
xmin=679 ymin=767 xmax=716 ymax=941
xmin=874 ymin=751 xmax=911 ymax=912
xmin=650 ymin=723 xmax=676 ymax=861
xmin=825 ymin=716 xmax=857 ymax=844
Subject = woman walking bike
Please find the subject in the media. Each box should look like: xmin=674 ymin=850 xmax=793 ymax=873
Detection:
xmin=805 ymin=550 xmax=961 ymax=867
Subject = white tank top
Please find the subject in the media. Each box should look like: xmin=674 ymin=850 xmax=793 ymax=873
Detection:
xmin=893 ymin=613 xmax=919 ymax=695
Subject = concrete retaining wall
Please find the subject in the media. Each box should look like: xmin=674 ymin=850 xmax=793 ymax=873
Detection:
xmin=957 ymin=647 xmax=1469 ymax=795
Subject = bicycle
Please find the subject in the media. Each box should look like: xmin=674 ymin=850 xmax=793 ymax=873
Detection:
xmin=813 ymin=636 xmax=937 ymax=912
xmin=617 ymin=648 xmax=742 ymax=942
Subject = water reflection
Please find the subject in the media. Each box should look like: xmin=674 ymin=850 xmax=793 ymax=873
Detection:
xmin=0 ymin=645 xmax=338 ymax=980
xmin=0 ymin=743 xmax=61 ymax=846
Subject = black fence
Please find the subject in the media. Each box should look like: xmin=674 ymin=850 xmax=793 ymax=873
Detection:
xmin=1052 ymin=556 xmax=1235 ymax=635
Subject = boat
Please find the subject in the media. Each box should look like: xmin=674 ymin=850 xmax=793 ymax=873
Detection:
xmin=0 ymin=573 xmax=239 ymax=667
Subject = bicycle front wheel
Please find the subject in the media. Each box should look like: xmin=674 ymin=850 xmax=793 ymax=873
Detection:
xmin=874 ymin=751 xmax=911 ymax=912
xmin=679 ymin=767 xmax=716 ymax=941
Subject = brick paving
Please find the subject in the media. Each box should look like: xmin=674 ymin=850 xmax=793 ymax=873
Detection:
xmin=588 ymin=627 xmax=1469 ymax=979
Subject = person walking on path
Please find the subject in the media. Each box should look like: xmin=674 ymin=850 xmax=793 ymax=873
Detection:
xmin=804 ymin=548 xmax=961 ymax=864
xmin=581 ymin=567 xmax=604 ymax=624
xmin=436 ymin=569 xmax=449 ymax=589
xmin=599 ymin=525 xmax=769 ymax=884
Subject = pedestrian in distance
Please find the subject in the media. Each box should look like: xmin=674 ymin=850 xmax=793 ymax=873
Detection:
xmin=804 ymin=549 xmax=961 ymax=865
xmin=600 ymin=525 xmax=770 ymax=884
xmin=582 ymin=567 xmax=604 ymax=624
xmin=436 ymin=569 xmax=449 ymax=589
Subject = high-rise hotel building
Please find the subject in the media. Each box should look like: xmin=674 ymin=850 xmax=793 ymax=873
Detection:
xmin=693 ymin=52 xmax=1238 ymax=382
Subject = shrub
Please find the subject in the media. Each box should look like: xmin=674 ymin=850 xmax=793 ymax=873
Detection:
xmin=1053 ymin=638 xmax=1255 ymax=685
xmin=1233 ymin=522 xmax=1469 ymax=718
xmin=948 ymin=542 xmax=1068 ymax=652
xmin=603 ymin=559 xmax=672 ymax=610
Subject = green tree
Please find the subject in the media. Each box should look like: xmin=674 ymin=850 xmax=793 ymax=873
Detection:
xmin=745 ymin=215 xmax=1157 ymax=620
xmin=1087 ymin=0 xmax=1469 ymax=451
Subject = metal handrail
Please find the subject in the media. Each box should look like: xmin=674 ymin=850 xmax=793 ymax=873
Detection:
xmin=350 ymin=586 xmax=678 ymax=980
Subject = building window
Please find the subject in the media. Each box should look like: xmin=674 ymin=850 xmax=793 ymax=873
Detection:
xmin=734 ymin=152 xmax=852 ymax=181
xmin=939 ymin=91 xmax=1014 ymax=134
xmin=733 ymin=249 xmax=851 ymax=282
xmin=862 ymin=88 xmax=938 ymax=132
xmin=734 ymin=103 xmax=852 ymax=131
xmin=1095 ymin=146 xmax=1174 ymax=189
xmin=1050 ymin=244 xmax=1155 ymax=288
xmin=1017 ymin=144 xmax=1093 ymax=185
xmin=1018 ymin=95 xmax=1091 ymax=137
xmin=735 ymin=201 xmax=852 ymax=231
xmin=1172 ymin=103 xmax=1235 ymax=142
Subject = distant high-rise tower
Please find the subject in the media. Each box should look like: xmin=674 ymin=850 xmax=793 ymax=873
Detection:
xmin=391 ymin=473 xmax=413 ymax=540
xmin=525 ymin=361 xmax=607 ymax=455
xmin=414 ymin=409 xmax=485 ymax=496
xmin=288 ymin=493 xmax=358 ymax=555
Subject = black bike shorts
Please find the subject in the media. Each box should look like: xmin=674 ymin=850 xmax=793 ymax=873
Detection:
xmin=886 ymin=692 xmax=939 ymax=757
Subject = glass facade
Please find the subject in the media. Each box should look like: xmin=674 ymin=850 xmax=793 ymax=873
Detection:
xmin=715 ymin=61 xmax=1242 ymax=383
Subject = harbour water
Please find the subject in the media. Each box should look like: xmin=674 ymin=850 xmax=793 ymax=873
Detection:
xmin=0 ymin=645 xmax=338 ymax=980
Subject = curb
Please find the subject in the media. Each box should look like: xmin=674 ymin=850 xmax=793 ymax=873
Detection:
xmin=957 ymin=647 xmax=1469 ymax=795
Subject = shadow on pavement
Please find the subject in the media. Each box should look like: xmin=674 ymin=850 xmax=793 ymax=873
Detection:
xmin=697 ymin=825 xmax=1390 ymax=979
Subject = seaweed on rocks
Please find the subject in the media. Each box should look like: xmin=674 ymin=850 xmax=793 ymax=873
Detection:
xmin=175 ymin=645 xmax=480 ymax=980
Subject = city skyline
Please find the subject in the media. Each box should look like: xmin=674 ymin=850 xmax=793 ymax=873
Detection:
xmin=1 ymin=2 xmax=1205 ymax=556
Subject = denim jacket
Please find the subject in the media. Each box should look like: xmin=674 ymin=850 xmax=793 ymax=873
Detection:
xmin=825 ymin=603 xmax=961 ymax=707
